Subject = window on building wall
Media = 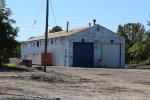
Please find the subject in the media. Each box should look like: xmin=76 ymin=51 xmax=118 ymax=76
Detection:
xmin=40 ymin=41 xmax=42 ymax=46
xmin=97 ymin=27 xmax=100 ymax=32
xmin=37 ymin=41 xmax=39 ymax=47
xmin=42 ymin=41 xmax=44 ymax=46
xmin=51 ymin=39 xmax=54 ymax=44
xmin=32 ymin=42 xmax=34 ymax=47
xmin=55 ymin=38 xmax=58 ymax=44
xmin=48 ymin=39 xmax=51 ymax=45
xmin=33 ymin=42 xmax=35 ymax=47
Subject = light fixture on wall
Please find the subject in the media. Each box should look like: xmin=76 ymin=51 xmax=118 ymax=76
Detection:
xmin=81 ymin=38 xmax=85 ymax=42
xmin=111 ymin=40 xmax=114 ymax=44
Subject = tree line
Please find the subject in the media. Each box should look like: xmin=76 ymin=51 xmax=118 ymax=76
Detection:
xmin=118 ymin=23 xmax=150 ymax=64
xmin=0 ymin=0 xmax=150 ymax=65
xmin=0 ymin=0 xmax=20 ymax=66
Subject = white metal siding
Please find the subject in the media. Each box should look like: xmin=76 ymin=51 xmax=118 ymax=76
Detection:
xmin=21 ymin=25 xmax=125 ymax=67
xmin=102 ymin=44 xmax=120 ymax=68
xmin=32 ymin=53 xmax=41 ymax=65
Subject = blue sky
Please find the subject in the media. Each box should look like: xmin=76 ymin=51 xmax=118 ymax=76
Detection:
xmin=5 ymin=0 xmax=150 ymax=41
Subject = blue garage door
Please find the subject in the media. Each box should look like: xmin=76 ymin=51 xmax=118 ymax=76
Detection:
xmin=73 ymin=42 xmax=94 ymax=67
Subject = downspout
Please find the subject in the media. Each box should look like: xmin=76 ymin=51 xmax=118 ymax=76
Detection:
xmin=119 ymin=43 xmax=122 ymax=68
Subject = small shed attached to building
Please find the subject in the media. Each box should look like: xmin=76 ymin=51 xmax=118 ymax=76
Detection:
xmin=21 ymin=24 xmax=125 ymax=68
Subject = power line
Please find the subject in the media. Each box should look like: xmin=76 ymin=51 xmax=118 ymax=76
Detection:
xmin=29 ymin=0 xmax=57 ymax=35
xmin=50 ymin=0 xmax=57 ymax=26
xmin=29 ymin=0 xmax=45 ymax=34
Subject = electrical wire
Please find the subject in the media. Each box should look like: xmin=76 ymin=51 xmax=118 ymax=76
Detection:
xmin=29 ymin=0 xmax=45 ymax=34
xmin=50 ymin=0 xmax=57 ymax=26
xmin=29 ymin=0 xmax=57 ymax=34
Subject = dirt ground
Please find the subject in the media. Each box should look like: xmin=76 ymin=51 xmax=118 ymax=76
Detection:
xmin=0 ymin=66 xmax=150 ymax=100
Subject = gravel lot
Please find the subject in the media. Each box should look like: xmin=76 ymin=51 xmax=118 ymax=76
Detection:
xmin=0 ymin=66 xmax=150 ymax=100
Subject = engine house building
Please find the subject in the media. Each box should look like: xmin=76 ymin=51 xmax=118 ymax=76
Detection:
xmin=21 ymin=23 xmax=125 ymax=68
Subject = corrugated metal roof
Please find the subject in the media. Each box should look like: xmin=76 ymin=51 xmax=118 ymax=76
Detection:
xmin=26 ymin=25 xmax=94 ymax=42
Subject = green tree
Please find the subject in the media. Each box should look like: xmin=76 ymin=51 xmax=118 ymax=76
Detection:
xmin=0 ymin=0 xmax=19 ymax=65
xmin=117 ymin=23 xmax=147 ymax=62
xmin=118 ymin=23 xmax=146 ymax=47
xmin=128 ymin=43 xmax=149 ymax=61
xmin=148 ymin=19 xmax=150 ymax=26
xmin=49 ymin=26 xmax=63 ymax=33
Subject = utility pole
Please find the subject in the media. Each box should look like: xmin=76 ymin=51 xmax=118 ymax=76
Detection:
xmin=44 ymin=0 xmax=49 ymax=72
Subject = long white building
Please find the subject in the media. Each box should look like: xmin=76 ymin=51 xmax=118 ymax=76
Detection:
xmin=21 ymin=24 xmax=125 ymax=68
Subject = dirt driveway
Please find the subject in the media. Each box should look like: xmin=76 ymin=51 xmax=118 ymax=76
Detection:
xmin=0 ymin=66 xmax=150 ymax=100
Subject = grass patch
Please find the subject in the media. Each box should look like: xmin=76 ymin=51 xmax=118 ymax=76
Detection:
xmin=0 ymin=63 xmax=29 ymax=72
xmin=3 ymin=63 xmax=16 ymax=67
